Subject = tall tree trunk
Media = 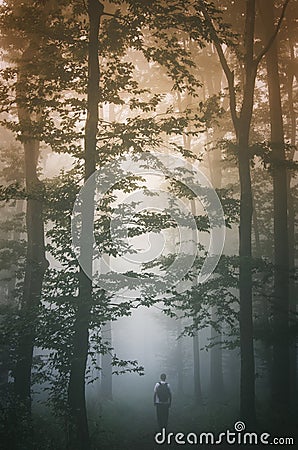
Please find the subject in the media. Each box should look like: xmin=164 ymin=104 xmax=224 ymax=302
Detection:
xmin=209 ymin=147 xmax=225 ymax=401
xmin=238 ymin=124 xmax=255 ymax=423
xmin=193 ymin=325 xmax=202 ymax=404
xmin=201 ymin=0 xmax=289 ymax=424
xmin=252 ymin=190 xmax=261 ymax=258
xmin=285 ymin=3 xmax=297 ymax=406
xmin=67 ymin=2 xmax=103 ymax=449
xmin=236 ymin=1 xmax=257 ymax=424
xmin=259 ymin=0 xmax=290 ymax=417
xmin=208 ymin=125 xmax=225 ymax=402
xmin=177 ymin=91 xmax=200 ymax=401
xmin=101 ymin=322 xmax=113 ymax=401
xmin=200 ymin=0 xmax=257 ymax=423
xmin=14 ymin=47 xmax=48 ymax=409
xmin=0 ymin=200 xmax=23 ymax=391
xmin=176 ymin=318 xmax=184 ymax=396
xmin=210 ymin=320 xmax=224 ymax=401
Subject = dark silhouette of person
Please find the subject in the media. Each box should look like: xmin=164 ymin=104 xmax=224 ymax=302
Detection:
xmin=154 ymin=373 xmax=172 ymax=430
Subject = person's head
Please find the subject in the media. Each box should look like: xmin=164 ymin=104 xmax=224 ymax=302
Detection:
xmin=160 ymin=373 xmax=166 ymax=381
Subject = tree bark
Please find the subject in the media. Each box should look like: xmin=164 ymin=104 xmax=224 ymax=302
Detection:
xmin=207 ymin=110 xmax=225 ymax=402
xmin=176 ymin=318 xmax=184 ymax=396
xmin=193 ymin=325 xmax=202 ymax=404
xmin=201 ymin=0 xmax=288 ymax=423
xmin=238 ymin=125 xmax=255 ymax=423
xmin=235 ymin=1 xmax=257 ymax=424
xmin=285 ymin=2 xmax=297 ymax=406
xmin=258 ymin=0 xmax=290 ymax=417
xmin=14 ymin=47 xmax=48 ymax=409
xmin=209 ymin=147 xmax=225 ymax=401
xmin=67 ymin=2 xmax=103 ymax=449
xmin=199 ymin=0 xmax=257 ymax=423
xmin=101 ymin=322 xmax=113 ymax=401
xmin=210 ymin=315 xmax=224 ymax=401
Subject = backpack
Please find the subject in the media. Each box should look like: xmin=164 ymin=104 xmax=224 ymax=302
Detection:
xmin=156 ymin=382 xmax=170 ymax=402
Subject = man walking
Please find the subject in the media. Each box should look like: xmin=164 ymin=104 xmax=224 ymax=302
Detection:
xmin=154 ymin=373 xmax=172 ymax=430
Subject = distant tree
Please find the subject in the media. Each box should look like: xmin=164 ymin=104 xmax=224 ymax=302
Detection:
xmin=0 ymin=1 xmax=87 ymax=426
xmin=0 ymin=142 xmax=25 ymax=394
xmin=198 ymin=0 xmax=289 ymax=423
xmin=0 ymin=0 xmax=59 ymax=416
xmin=100 ymin=321 xmax=113 ymax=401
xmin=192 ymin=322 xmax=203 ymax=404
xmin=258 ymin=0 xmax=290 ymax=419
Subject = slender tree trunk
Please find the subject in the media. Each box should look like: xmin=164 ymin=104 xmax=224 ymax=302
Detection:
xmin=14 ymin=48 xmax=48 ymax=409
xmin=208 ymin=126 xmax=224 ymax=402
xmin=176 ymin=318 xmax=183 ymax=396
xmin=201 ymin=0 xmax=289 ymax=424
xmin=259 ymin=0 xmax=290 ymax=416
xmin=252 ymin=190 xmax=261 ymax=258
xmin=0 ymin=200 xmax=23 ymax=390
xmin=101 ymin=322 xmax=113 ymax=401
xmin=237 ymin=3 xmax=257 ymax=424
xmin=193 ymin=324 xmax=202 ymax=404
xmin=14 ymin=141 xmax=47 ymax=405
xmin=238 ymin=127 xmax=255 ymax=423
xmin=200 ymin=0 xmax=258 ymax=423
xmin=67 ymin=2 xmax=103 ymax=449
xmin=210 ymin=320 xmax=224 ymax=401
xmin=177 ymin=92 xmax=201 ymax=401
xmin=285 ymin=4 xmax=297 ymax=406
xmin=287 ymin=159 xmax=296 ymax=407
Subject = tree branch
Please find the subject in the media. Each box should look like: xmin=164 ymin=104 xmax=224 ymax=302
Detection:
xmin=199 ymin=2 xmax=239 ymax=131
xmin=255 ymin=0 xmax=290 ymax=65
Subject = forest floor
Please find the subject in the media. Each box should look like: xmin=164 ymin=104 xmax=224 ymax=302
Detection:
xmin=86 ymin=394 xmax=297 ymax=450
xmin=21 ymin=388 xmax=298 ymax=449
